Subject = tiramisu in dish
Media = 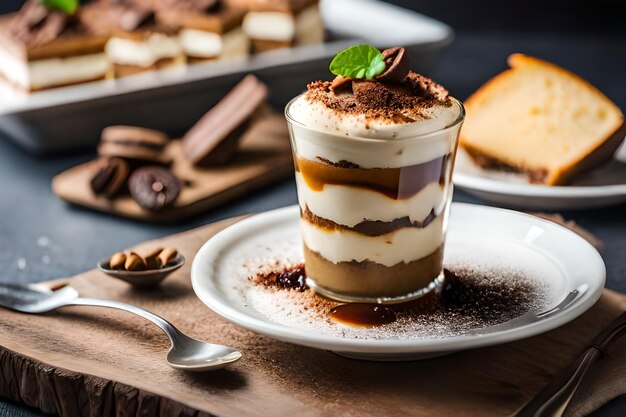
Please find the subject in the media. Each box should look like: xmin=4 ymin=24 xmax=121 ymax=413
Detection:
xmin=285 ymin=45 xmax=465 ymax=302
xmin=243 ymin=0 xmax=324 ymax=52
xmin=156 ymin=0 xmax=249 ymax=63
xmin=0 ymin=0 xmax=110 ymax=91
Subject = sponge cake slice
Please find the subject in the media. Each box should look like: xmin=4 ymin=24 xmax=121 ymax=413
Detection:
xmin=460 ymin=54 xmax=625 ymax=185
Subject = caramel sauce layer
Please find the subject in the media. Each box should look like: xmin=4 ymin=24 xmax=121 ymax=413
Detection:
xmin=296 ymin=155 xmax=450 ymax=199
xmin=303 ymin=244 xmax=443 ymax=298
xmin=302 ymin=206 xmax=436 ymax=236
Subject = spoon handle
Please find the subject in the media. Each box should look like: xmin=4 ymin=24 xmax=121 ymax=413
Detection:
xmin=63 ymin=297 xmax=188 ymax=347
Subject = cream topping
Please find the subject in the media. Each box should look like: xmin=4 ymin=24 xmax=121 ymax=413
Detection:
xmin=289 ymin=94 xmax=460 ymax=140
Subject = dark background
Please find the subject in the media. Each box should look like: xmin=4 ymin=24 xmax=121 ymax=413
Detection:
xmin=1 ymin=1 xmax=626 ymax=416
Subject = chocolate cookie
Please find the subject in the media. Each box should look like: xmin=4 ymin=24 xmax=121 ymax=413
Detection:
xmin=128 ymin=166 xmax=180 ymax=211
xmin=90 ymin=157 xmax=129 ymax=198
xmin=98 ymin=125 xmax=172 ymax=165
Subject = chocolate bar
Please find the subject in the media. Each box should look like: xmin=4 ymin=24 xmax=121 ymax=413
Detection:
xmin=182 ymin=74 xmax=268 ymax=166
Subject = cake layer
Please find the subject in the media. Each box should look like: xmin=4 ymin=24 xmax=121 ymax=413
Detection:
xmin=296 ymin=155 xmax=450 ymax=199
xmin=243 ymin=4 xmax=321 ymax=42
xmin=304 ymin=244 xmax=443 ymax=298
xmin=296 ymin=173 xmax=445 ymax=227
xmin=106 ymin=33 xmax=182 ymax=68
xmin=180 ymin=27 xmax=249 ymax=59
xmin=302 ymin=206 xmax=437 ymax=237
xmin=247 ymin=0 xmax=318 ymax=13
xmin=300 ymin=214 xmax=445 ymax=266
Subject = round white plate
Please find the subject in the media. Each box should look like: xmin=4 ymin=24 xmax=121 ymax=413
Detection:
xmin=453 ymin=142 xmax=626 ymax=210
xmin=191 ymin=204 xmax=605 ymax=360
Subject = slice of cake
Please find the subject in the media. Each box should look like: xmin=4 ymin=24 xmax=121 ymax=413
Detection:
xmin=0 ymin=0 xmax=110 ymax=92
xmin=242 ymin=0 xmax=324 ymax=52
xmin=155 ymin=0 xmax=249 ymax=63
xmin=460 ymin=53 xmax=625 ymax=185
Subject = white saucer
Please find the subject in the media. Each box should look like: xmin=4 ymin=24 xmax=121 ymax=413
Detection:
xmin=191 ymin=204 xmax=605 ymax=361
xmin=453 ymin=142 xmax=626 ymax=210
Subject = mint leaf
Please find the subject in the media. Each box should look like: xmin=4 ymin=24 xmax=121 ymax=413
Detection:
xmin=329 ymin=45 xmax=386 ymax=80
xmin=39 ymin=0 xmax=78 ymax=14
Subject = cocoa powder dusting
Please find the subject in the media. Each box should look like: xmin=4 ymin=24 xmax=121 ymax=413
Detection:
xmin=247 ymin=263 xmax=551 ymax=339
xmin=305 ymin=71 xmax=451 ymax=124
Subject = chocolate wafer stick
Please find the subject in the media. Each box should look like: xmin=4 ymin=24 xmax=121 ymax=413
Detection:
xmin=182 ymin=74 xmax=269 ymax=166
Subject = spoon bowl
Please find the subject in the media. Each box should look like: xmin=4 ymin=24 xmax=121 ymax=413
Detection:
xmin=167 ymin=337 xmax=242 ymax=371
xmin=98 ymin=255 xmax=185 ymax=288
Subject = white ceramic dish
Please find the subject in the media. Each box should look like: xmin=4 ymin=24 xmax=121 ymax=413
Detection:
xmin=0 ymin=0 xmax=452 ymax=153
xmin=191 ymin=204 xmax=605 ymax=361
xmin=454 ymin=141 xmax=626 ymax=210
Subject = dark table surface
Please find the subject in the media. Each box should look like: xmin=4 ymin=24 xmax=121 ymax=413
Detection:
xmin=1 ymin=30 xmax=626 ymax=417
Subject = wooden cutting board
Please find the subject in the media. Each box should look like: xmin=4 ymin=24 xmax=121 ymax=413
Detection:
xmin=0 ymin=216 xmax=624 ymax=417
xmin=52 ymin=114 xmax=293 ymax=222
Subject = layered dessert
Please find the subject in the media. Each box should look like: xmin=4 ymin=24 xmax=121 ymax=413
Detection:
xmin=0 ymin=0 xmax=110 ymax=91
xmin=81 ymin=0 xmax=184 ymax=77
xmin=242 ymin=0 xmax=323 ymax=52
xmin=156 ymin=0 xmax=249 ymax=62
xmin=285 ymin=45 xmax=464 ymax=301
xmin=460 ymin=54 xmax=625 ymax=185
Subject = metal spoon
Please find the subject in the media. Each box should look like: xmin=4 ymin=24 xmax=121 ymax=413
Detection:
xmin=0 ymin=283 xmax=242 ymax=371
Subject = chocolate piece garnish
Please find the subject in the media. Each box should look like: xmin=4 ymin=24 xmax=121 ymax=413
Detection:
xmin=90 ymin=157 xmax=130 ymax=198
xmin=182 ymin=75 xmax=268 ymax=166
xmin=79 ymin=2 xmax=154 ymax=36
xmin=377 ymin=47 xmax=410 ymax=82
xmin=9 ymin=0 xmax=68 ymax=47
xmin=128 ymin=167 xmax=181 ymax=211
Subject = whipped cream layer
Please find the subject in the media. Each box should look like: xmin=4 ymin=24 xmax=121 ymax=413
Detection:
xmin=296 ymin=173 xmax=446 ymax=228
xmin=243 ymin=5 xmax=322 ymax=42
xmin=290 ymin=94 xmax=459 ymax=140
xmin=180 ymin=28 xmax=249 ymax=59
xmin=106 ymin=33 xmax=182 ymax=68
xmin=288 ymin=96 xmax=461 ymax=168
xmin=0 ymin=50 xmax=109 ymax=90
xmin=301 ymin=214 xmax=445 ymax=267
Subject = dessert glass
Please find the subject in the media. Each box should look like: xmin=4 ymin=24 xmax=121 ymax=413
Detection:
xmin=285 ymin=95 xmax=465 ymax=303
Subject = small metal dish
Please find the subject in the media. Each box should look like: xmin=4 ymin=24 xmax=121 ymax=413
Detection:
xmin=97 ymin=255 xmax=185 ymax=288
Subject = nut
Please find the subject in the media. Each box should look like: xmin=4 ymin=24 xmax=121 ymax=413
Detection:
xmin=143 ymin=247 xmax=164 ymax=269
xmin=109 ymin=252 xmax=126 ymax=270
xmin=377 ymin=47 xmax=410 ymax=82
xmin=158 ymin=248 xmax=178 ymax=266
xmin=125 ymin=252 xmax=146 ymax=271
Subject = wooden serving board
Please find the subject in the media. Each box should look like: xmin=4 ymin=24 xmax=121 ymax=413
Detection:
xmin=0 ymin=217 xmax=624 ymax=417
xmin=52 ymin=114 xmax=293 ymax=222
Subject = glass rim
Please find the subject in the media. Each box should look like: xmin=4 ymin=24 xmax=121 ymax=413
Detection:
xmin=284 ymin=93 xmax=465 ymax=144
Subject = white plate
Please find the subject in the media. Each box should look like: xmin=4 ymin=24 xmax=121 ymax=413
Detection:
xmin=453 ymin=142 xmax=626 ymax=210
xmin=191 ymin=204 xmax=605 ymax=360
